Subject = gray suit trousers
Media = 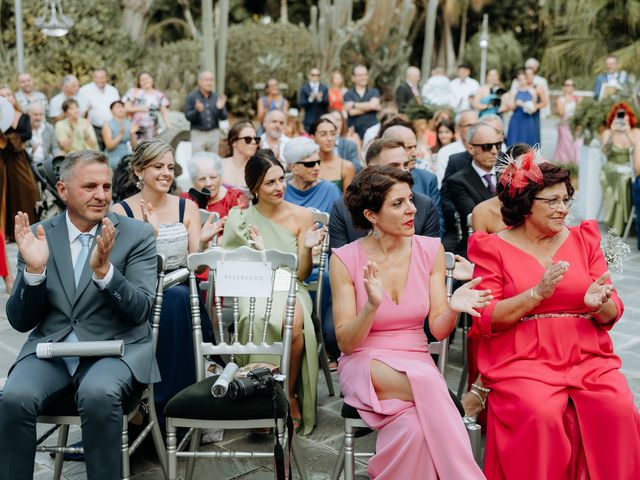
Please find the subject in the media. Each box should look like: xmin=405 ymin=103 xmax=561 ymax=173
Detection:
xmin=0 ymin=354 xmax=137 ymax=480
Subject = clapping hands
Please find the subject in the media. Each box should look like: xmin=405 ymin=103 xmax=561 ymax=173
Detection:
xmin=90 ymin=218 xmax=116 ymax=279
xmin=584 ymin=271 xmax=613 ymax=312
xmin=140 ymin=199 xmax=158 ymax=237
xmin=363 ymin=261 xmax=383 ymax=309
xmin=449 ymin=277 xmax=493 ymax=318
xmin=248 ymin=224 xmax=265 ymax=251
xmin=304 ymin=223 xmax=327 ymax=249
xmin=14 ymin=212 xmax=48 ymax=274
xmin=200 ymin=214 xmax=227 ymax=249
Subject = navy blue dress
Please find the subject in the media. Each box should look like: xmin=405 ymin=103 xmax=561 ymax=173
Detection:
xmin=506 ymin=90 xmax=541 ymax=147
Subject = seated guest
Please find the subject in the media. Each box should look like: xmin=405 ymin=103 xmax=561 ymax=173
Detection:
xmin=436 ymin=109 xmax=478 ymax=185
xmin=221 ymin=120 xmax=259 ymax=199
xmin=326 ymin=139 xmax=441 ymax=358
xmin=182 ymin=151 xmax=248 ymax=218
xmin=282 ymin=136 xmax=341 ymax=214
xmin=0 ymin=151 xmax=158 ymax=479
xmin=222 ymin=149 xmax=326 ymax=434
xmin=311 ymin=118 xmax=356 ymax=193
xmin=330 ymin=165 xmax=487 ymax=479
xmin=322 ymin=110 xmax=361 ymax=172
xmin=600 ymin=102 xmax=640 ymax=234
xmin=445 ymin=122 xmax=500 ymax=254
xmin=102 ymin=100 xmax=139 ymax=169
xmin=112 ymin=139 xmax=223 ymax=421
xmin=55 ymin=99 xmax=98 ymax=155
xmin=469 ymin=160 xmax=640 ymax=479
xmin=260 ymin=109 xmax=290 ymax=160
xmin=26 ymin=103 xmax=59 ymax=165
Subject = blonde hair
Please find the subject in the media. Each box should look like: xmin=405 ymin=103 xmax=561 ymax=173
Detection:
xmin=129 ymin=138 xmax=173 ymax=181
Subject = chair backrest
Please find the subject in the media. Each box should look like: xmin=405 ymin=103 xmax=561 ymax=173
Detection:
xmin=454 ymin=212 xmax=463 ymax=242
xmin=427 ymin=251 xmax=456 ymax=376
xmin=307 ymin=209 xmax=330 ymax=318
xmin=466 ymin=213 xmax=473 ymax=237
xmin=186 ymin=246 xmax=298 ymax=396
xmin=199 ymin=209 xmax=221 ymax=247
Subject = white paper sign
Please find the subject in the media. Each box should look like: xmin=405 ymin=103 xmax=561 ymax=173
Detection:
xmin=215 ymin=261 xmax=272 ymax=298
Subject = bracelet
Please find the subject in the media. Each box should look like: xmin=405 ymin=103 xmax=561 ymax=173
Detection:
xmin=471 ymin=383 xmax=490 ymax=393
xmin=529 ymin=288 xmax=540 ymax=302
xmin=467 ymin=389 xmax=486 ymax=409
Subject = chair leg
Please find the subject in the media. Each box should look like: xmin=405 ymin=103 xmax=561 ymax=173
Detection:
xmin=166 ymin=423 xmax=178 ymax=480
xmin=464 ymin=417 xmax=483 ymax=467
xmin=331 ymin=441 xmax=345 ymax=480
xmin=290 ymin=434 xmax=308 ymax=480
xmin=147 ymin=395 xmax=168 ymax=479
xmin=121 ymin=416 xmax=131 ymax=480
xmin=53 ymin=424 xmax=69 ymax=480
xmin=343 ymin=423 xmax=356 ymax=480
xmin=623 ymin=206 xmax=636 ymax=241
xmin=318 ymin=341 xmax=335 ymax=396
xmin=184 ymin=428 xmax=200 ymax=480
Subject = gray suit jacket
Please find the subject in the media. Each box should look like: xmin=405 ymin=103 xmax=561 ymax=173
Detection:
xmin=6 ymin=212 xmax=160 ymax=384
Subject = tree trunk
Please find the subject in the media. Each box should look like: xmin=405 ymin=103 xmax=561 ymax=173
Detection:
xmin=121 ymin=0 xmax=154 ymax=45
xmin=421 ymin=0 xmax=439 ymax=78
xmin=178 ymin=0 xmax=200 ymax=39
xmin=457 ymin=0 xmax=469 ymax=61
xmin=443 ymin=13 xmax=457 ymax=75
xmin=280 ymin=0 xmax=288 ymax=24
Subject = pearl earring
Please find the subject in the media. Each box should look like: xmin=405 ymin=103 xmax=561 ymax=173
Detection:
xmin=136 ymin=175 xmax=144 ymax=190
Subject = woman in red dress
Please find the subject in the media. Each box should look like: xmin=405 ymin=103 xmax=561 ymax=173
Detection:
xmin=0 ymin=231 xmax=13 ymax=292
xmin=468 ymin=155 xmax=640 ymax=479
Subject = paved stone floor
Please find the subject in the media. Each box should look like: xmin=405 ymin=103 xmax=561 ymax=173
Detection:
xmin=1 ymin=119 xmax=639 ymax=479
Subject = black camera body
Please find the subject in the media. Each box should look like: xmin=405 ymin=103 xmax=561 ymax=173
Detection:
xmin=488 ymin=87 xmax=507 ymax=108
xmin=227 ymin=367 xmax=275 ymax=400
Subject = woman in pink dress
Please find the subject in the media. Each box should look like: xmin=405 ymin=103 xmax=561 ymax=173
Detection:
xmin=553 ymin=78 xmax=582 ymax=164
xmin=330 ymin=165 xmax=487 ymax=479
xmin=468 ymin=154 xmax=640 ymax=479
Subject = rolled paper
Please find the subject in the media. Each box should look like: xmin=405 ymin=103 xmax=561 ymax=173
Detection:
xmin=211 ymin=362 xmax=239 ymax=398
xmin=35 ymin=340 xmax=125 ymax=359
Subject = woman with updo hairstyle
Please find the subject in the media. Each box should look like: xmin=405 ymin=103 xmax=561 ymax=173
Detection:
xmin=221 ymin=149 xmax=326 ymax=433
xmin=330 ymin=165 xmax=487 ymax=479
xmin=112 ymin=138 xmax=223 ymax=424
xmin=468 ymin=149 xmax=640 ymax=479
xmin=221 ymin=120 xmax=259 ymax=199
xmin=600 ymin=101 xmax=640 ymax=234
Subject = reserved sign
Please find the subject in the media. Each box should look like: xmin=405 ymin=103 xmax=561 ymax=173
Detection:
xmin=215 ymin=261 xmax=273 ymax=298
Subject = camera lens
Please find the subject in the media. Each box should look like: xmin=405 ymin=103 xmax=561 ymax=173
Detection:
xmin=228 ymin=377 xmax=255 ymax=400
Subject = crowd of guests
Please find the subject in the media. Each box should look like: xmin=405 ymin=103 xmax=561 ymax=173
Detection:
xmin=1 ymin=56 xmax=639 ymax=480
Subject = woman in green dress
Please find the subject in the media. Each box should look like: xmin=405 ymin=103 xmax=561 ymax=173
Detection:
xmin=222 ymin=149 xmax=326 ymax=434
xmin=600 ymin=102 xmax=640 ymax=233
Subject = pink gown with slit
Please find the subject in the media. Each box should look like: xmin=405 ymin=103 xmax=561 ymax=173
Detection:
xmin=333 ymin=236 xmax=485 ymax=479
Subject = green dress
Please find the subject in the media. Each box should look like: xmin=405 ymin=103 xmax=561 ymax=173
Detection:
xmin=601 ymin=144 xmax=633 ymax=234
xmin=222 ymin=206 xmax=319 ymax=434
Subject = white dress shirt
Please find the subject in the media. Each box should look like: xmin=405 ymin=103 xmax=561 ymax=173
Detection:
xmin=435 ymin=140 xmax=465 ymax=186
xmin=449 ymin=77 xmax=480 ymax=112
xmin=79 ymin=82 xmax=121 ymax=127
xmin=471 ymin=160 xmax=496 ymax=190
xmin=260 ymin=133 xmax=290 ymax=160
xmin=30 ymin=123 xmax=46 ymax=164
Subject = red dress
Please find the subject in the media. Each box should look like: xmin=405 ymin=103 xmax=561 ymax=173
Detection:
xmin=0 ymin=231 xmax=7 ymax=277
xmin=468 ymin=221 xmax=640 ymax=480
xmin=181 ymin=187 xmax=248 ymax=219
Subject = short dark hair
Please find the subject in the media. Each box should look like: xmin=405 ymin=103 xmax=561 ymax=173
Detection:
xmin=61 ymin=98 xmax=79 ymax=113
xmin=109 ymin=100 xmax=124 ymax=110
xmin=365 ymin=139 xmax=405 ymax=165
xmin=499 ymin=160 xmax=574 ymax=227
xmin=377 ymin=115 xmax=416 ymax=138
xmin=344 ymin=165 xmax=414 ymax=230
xmin=245 ymin=149 xmax=285 ymax=205
xmin=458 ymin=63 xmax=472 ymax=71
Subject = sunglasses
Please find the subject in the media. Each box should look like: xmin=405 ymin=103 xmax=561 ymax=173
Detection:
xmin=296 ymin=160 xmax=321 ymax=168
xmin=471 ymin=142 xmax=502 ymax=152
xmin=239 ymin=136 xmax=261 ymax=145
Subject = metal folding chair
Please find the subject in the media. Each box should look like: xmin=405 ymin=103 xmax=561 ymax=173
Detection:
xmin=164 ymin=246 xmax=307 ymax=480
xmin=623 ymin=156 xmax=637 ymax=241
xmin=456 ymin=213 xmax=474 ymax=399
xmin=35 ymin=254 xmax=175 ymax=480
xmin=331 ymin=252 xmax=483 ymax=480
xmin=305 ymin=210 xmax=336 ymax=399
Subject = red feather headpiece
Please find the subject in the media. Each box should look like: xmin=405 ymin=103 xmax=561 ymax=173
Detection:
xmin=498 ymin=146 xmax=545 ymax=196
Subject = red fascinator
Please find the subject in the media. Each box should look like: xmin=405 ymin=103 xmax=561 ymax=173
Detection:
xmin=498 ymin=146 xmax=545 ymax=196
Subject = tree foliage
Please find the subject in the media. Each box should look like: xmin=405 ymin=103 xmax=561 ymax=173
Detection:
xmin=462 ymin=31 xmax=523 ymax=80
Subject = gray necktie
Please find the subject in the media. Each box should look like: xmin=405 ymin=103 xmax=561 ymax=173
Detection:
xmin=483 ymin=174 xmax=496 ymax=195
xmin=74 ymin=234 xmax=92 ymax=286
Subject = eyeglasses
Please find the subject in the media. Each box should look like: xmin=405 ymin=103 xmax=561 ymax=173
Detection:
xmin=310 ymin=72 xmax=320 ymax=77
xmin=239 ymin=136 xmax=261 ymax=145
xmin=533 ymin=196 xmax=574 ymax=210
xmin=296 ymin=160 xmax=321 ymax=168
xmin=471 ymin=141 xmax=502 ymax=152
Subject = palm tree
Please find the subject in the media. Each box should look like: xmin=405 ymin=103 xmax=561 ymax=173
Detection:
xmin=541 ymin=0 xmax=640 ymax=79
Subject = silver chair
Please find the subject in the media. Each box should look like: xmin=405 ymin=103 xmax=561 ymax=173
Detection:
xmin=305 ymin=209 xmax=336 ymax=399
xmin=456 ymin=213 xmax=474 ymax=399
xmin=331 ymin=252 xmax=482 ymax=480
xmin=623 ymin=156 xmax=637 ymax=241
xmin=35 ymin=254 xmax=175 ymax=480
xmin=198 ymin=209 xmax=221 ymax=321
xmin=164 ymin=246 xmax=308 ymax=480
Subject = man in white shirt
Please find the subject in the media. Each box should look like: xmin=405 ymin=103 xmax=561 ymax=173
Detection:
xmin=260 ymin=109 xmax=290 ymax=160
xmin=27 ymin=103 xmax=59 ymax=164
xmin=49 ymin=75 xmax=85 ymax=122
xmin=79 ymin=68 xmax=120 ymax=148
xmin=449 ymin=64 xmax=480 ymax=112
xmin=421 ymin=67 xmax=452 ymax=106
xmin=15 ymin=72 xmax=49 ymax=115
xmin=436 ymin=109 xmax=479 ymax=185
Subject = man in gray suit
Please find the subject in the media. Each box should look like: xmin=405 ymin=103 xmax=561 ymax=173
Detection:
xmin=0 ymin=150 xmax=158 ymax=479
xmin=27 ymin=102 xmax=60 ymax=164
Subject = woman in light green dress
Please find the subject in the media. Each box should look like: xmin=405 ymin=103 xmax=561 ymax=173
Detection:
xmin=222 ymin=149 xmax=325 ymax=434
xmin=600 ymin=104 xmax=640 ymax=234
